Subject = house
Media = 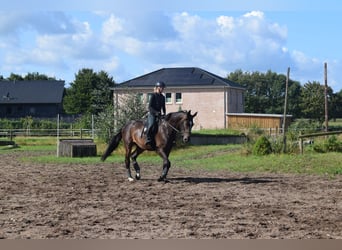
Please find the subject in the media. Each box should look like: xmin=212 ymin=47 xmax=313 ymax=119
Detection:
xmin=0 ymin=80 xmax=65 ymax=118
xmin=112 ymin=67 xmax=245 ymax=130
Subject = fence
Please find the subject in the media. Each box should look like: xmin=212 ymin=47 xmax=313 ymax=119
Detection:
xmin=0 ymin=128 xmax=95 ymax=139
xmin=298 ymin=130 xmax=342 ymax=154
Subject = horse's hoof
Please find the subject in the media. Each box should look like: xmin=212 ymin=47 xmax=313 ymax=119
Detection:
xmin=135 ymin=173 xmax=141 ymax=180
xmin=128 ymin=177 xmax=134 ymax=182
xmin=158 ymin=176 xmax=169 ymax=183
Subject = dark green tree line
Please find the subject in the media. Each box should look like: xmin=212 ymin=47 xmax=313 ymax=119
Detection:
xmin=228 ymin=69 xmax=302 ymax=117
xmin=1 ymin=72 xmax=56 ymax=81
xmin=227 ymin=69 xmax=341 ymax=123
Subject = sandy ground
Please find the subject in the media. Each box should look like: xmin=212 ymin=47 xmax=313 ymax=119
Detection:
xmin=0 ymin=150 xmax=341 ymax=239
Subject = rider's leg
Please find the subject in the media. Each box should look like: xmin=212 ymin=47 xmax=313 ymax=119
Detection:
xmin=145 ymin=114 xmax=155 ymax=144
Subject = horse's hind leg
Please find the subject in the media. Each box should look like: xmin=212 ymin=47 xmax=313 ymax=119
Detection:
xmin=131 ymin=147 xmax=144 ymax=180
xmin=157 ymin=150 xmax=170 ymax=182
xmin=125 ymin=143 xmax=134 ymax=181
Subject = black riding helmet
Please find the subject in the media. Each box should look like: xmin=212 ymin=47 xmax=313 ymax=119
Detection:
xmin=155 ymin=81 xmax=166 ymax=88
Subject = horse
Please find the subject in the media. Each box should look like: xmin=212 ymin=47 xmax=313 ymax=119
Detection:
xmin=101 ymin=110 xmax=197 ymax=182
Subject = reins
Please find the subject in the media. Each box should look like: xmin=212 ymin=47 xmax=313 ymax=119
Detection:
xmin=164 ymin=120 xmax=181 ymax=133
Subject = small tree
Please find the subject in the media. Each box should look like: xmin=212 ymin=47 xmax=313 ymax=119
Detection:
xmin=115 ymin=93 xmax=147 ymax=130
xmin=96 ymin=93 xmax=146 ymax=143
xmin=95 ymin=104 xmax=116 ymax=143
xmin=252 ymin=135 xmax=272 ymax=156
xmin=300 ymin=81 xmax=334 ymax=127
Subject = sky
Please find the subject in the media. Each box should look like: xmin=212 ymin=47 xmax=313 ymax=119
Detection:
xmin=1 ymin=0 xmax=342 ymax=92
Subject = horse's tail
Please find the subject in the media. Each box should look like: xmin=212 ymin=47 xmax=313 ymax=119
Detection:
xmin=101 ymin=130 xmax=123 ymax=161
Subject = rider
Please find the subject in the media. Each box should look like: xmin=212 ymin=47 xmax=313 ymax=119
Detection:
xmin=145 ymin=81 xmax=166 ymax=145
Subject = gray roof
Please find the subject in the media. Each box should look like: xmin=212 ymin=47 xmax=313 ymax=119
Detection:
xmin=0 ymin=80 xmax=65 ymax=104
xmin=116 ymin=67 xmax=244 ymax=89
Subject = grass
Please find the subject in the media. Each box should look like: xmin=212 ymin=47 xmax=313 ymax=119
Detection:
xmin=193 ymin=129 xmax=242 ymax=135
xmin=172 ymin=148 xmax=342 ymax=176
xmin=2 ymin=136 xmax=341 ymax=177
xmin=330 ymin=118 xmax=342 ymax=127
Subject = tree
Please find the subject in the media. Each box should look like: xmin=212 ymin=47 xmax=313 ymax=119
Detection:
xmin=96 ymin=92 xmax=146 ymax=143
xmin=63 ymin=68 xmax=115 ymax=115
xmin=4 ymin=72 xmax=55 ymax=81
xmin=115 ymin=92 xmax=147 ymax=129
xmin=90 ymin=71 xmax=115 ymax=115
xmin=7 ymin=73 xmax=24 ymax=81
xmin=227 ymin=69 xmax=302 ymax=117
xmin=299 ymin=81 xmax=334 ymax=126
xmin=24 ymin=72 xmax=55 ymax=81
xmin=330 ymin=90 xmax=342 ymax=120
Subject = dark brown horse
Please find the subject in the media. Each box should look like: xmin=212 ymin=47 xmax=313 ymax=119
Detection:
xmin=101 ymin=110 xmax=197 ymax=182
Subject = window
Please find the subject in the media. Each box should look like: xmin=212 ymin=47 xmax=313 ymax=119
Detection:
xmin=175 ymin=92 xmax=182 ymax=103
xmin=165 ymin=93 xmax=172 ymax=104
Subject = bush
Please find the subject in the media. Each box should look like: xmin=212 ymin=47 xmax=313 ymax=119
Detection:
xmin=313 ymin=135 xmax=342 ymax=153
xmin=252 ymin=135 xmax=272 ymax=156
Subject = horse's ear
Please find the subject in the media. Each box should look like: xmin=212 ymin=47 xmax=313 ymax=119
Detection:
xmin=191 ymin=111 xmax=198 ymax=118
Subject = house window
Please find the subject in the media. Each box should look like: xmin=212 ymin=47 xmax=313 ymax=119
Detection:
xmin=165 ymin=93 xmax=172 ymax=104
xmin=175 ymin=92 xmax=182 ymax=103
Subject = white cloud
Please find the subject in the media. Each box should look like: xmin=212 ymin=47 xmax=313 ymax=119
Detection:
xmin=102 ymin=14 xmax=124 ymax=38
xmin=0 ymin=10 xmax=341 ymax=91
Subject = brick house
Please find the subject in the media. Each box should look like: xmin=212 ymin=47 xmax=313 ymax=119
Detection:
xmin=112 ymin=67 xmax=245 ymax=130
xmin=0 ymin=80 xmax=65 ymax=118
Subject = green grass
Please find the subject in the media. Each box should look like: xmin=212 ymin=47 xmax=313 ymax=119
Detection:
xmin=2 ymin=136 xmax=341 ymax=177
xmin=171 ymin=148 xmax=342 ymax=176
xmin=193 ymin=129 xmax=241 ymax=135
xmin=330 ymin=118 xmax=342 ymax=127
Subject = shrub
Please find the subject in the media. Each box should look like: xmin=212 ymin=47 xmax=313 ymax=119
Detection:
xmin=313 ymin=135 xmax=342 ymax=153
xmin=252 ymin=135 xmax=272 ymax=156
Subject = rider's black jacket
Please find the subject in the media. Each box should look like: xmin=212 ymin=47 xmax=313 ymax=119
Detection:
xmin=148 ymin=93 xmax=166 ymax=116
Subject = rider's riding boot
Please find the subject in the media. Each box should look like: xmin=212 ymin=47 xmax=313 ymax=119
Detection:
xmin=145 ymin=129 xmax=152 ymax=145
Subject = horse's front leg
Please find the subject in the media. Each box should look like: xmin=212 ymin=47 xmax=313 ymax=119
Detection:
xmin=157 ymin=150 xmax=170 ymax=182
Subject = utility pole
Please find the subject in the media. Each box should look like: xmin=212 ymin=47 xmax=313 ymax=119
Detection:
xmin=324 ymin=62 xmax=329 ymax=132
xmin=282 ymin=67 xmax=290 ymax=153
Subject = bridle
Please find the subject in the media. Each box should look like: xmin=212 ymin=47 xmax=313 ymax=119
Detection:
xmin=163 ymin=116 xmax=192 ymax=135
xmin=164 ymin=120 xmax=181 ymax=133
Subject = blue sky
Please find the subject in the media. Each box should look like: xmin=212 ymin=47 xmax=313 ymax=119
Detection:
xmin=1 ymin=0 xmax=342 ymax=92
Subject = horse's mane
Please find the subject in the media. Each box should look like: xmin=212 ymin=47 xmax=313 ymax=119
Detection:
xmin=165 ymin=110 xmax=188 ymax=121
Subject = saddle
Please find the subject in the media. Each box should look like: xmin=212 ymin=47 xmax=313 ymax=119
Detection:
xmin=141 ymin=115 xmax=164 ymax=139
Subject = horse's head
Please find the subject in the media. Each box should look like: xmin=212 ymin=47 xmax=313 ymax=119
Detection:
xmin=167 ymin=110 xmax=197 ymax=143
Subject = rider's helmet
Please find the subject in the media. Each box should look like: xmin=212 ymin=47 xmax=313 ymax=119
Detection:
xmin=155 ymin=81 xmax=166 ymax=88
